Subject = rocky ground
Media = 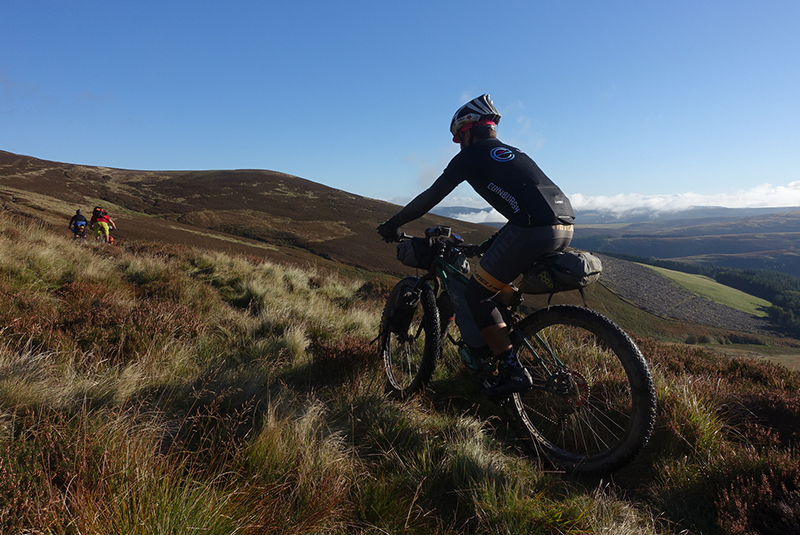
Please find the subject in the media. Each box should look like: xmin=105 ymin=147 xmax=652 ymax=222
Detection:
xmin=596 ymin=254 xmax=773 ymax=334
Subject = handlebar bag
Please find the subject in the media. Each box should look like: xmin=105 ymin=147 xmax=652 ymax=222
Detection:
xmin=396 ymin=237 xmax=436 ymax=269
xmin=518 ymin=250 xmax=603 ymax=295
xmin=397 ymin=237 xmax=470 ymax=274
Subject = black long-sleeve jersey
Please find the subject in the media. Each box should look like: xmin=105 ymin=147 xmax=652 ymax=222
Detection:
xmin=69 ymin=213 xmax=88 ymax=226
xmin=389 ymin=138 xmax=575 ymax=228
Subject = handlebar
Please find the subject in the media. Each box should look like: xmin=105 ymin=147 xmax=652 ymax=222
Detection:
xmin=398 ymin=225 xmax=451 ymax=240
xmin=398 ymin=225 xmax=483 ymax=258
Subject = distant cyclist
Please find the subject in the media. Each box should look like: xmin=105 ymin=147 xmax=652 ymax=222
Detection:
xmin=68 ymin=209 xmax=88 ymax=238
xmin=378 ymin=94 xmax=575 ymax=397
xmin=90 ymin=207 xmax=116 ymax=243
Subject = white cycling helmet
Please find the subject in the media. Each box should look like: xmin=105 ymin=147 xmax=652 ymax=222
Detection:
xmin=449 ymin=94 xmax=501 ymax=142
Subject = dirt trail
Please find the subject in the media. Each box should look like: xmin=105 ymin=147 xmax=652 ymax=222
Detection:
xmin=596 ymin=254 xmax=772 ymax=334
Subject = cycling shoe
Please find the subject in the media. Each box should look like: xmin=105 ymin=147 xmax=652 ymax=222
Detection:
xmin=482 ymin=365 xmax=533 ymax=399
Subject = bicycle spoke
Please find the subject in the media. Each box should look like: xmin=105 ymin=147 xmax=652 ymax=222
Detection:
xmin=381 ymin=278 xmax=440 ymax=398
xmin=509 ymin=305 xmax=655 ymax=474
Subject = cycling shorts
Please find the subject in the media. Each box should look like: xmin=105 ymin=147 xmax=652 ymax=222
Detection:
xmin=94 ymin=221 xmax=110 ymax=237
xmin=473 ymin=224 xmax=574 ymax=293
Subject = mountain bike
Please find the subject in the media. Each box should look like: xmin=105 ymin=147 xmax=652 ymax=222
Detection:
xmin=93 ymin=227 xmax=115 ymax=245
xmin=71 ymin=222 xmax=87 ymax=241
xmin=378 ymin=225 xmax=657 ymax=475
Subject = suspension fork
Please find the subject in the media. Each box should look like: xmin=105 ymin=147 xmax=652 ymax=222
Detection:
xmin=403 ymin=273 xmax=444 ymax=343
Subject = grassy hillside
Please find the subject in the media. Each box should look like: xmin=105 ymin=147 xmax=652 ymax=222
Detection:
xmin=10 ymin=148 xmax=799 ymax=281
xmin=2 ymin=212 xmax=800 ymax=534
xmin=640 ymin=264 xmax=771 ymax=317
xmin=0 ymin=150 xmax=495 ymax=275
xmin=0 ymin=149 xmax=788 ymax=340
xmin=522 ymin=280 xmax=777 ymax=349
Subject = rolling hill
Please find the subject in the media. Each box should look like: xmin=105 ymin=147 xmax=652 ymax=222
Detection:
xmin=0 ymin=150 xmax=495 ymax=277
xmin=429 ymin=202 xmax=800 ymax=276
xmin=2 ymin=149 xmax=794 ymax=346
xmin=7 ymin=149 xmax=798 ymax=280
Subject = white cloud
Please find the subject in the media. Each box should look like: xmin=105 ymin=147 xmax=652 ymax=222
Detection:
xmin=569 ymin=181 xmax=800 ymax=216
xmin=440 ymin=195 xmax=491 ymax=209
xmin=407 ymin=181 xmax=800 ymax=224
xmin=447 ymin=208 xmax=507 ymax=224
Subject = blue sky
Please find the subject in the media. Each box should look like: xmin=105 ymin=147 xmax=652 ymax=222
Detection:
xmin=2 ymin=1 xmax=799 ymax=221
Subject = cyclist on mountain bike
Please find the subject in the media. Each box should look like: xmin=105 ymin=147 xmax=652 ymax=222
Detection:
xmin=378 ymin=94 xmax=575 ymax=397
xmin=90 ymin=207 xmax=116 ymax=243
xmin=68 ymin=209 xmax=88 ymax=236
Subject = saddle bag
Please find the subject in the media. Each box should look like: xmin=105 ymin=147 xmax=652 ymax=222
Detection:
xmin=518 ymin=250 xmax=603 ymax=295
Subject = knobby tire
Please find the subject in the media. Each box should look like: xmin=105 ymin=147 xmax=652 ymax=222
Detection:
xmin=508 ymin=305 xmax=656 ymax=475
xmin=380 ymin=277 xmax=441 ymax=398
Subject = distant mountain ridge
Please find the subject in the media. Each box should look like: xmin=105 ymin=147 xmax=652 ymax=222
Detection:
xmin=571 ymin=209 xmax=800 ymax=277
xmin=575 ymin=205 xmax=800 ymax=225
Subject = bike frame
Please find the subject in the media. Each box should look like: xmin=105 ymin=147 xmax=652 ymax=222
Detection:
xmin=416 ymin=247 xmax=573 ymax=398
xmin=385 ymin=228 xmax=656 ymax=474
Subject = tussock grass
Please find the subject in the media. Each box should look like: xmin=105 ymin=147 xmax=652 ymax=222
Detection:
xmin=2 ymin=210 xmax=799 ymax=534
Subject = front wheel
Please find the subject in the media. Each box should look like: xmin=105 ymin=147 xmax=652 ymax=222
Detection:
xmin=508 ymin=305 xmax=656 ymax=475
xmin=380 ymin=277 xmax=441 ymax=399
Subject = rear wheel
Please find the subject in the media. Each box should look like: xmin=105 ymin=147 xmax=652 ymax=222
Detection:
xmin=508 ymin=305 xmax=656 ymax=474
xmin=380 ymin=277 xmax=441 ymax=398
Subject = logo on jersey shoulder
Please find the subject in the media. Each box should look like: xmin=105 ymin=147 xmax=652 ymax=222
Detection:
xmin=490 ymin=147 xmax=515 ymax=162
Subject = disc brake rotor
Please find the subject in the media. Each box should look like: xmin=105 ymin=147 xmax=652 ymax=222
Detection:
xmin=554 ymin=370 xmax=590 ymax=408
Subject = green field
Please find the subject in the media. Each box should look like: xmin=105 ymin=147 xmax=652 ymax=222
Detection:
xmin=639 ymin=264 xmax=772 ymax=317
